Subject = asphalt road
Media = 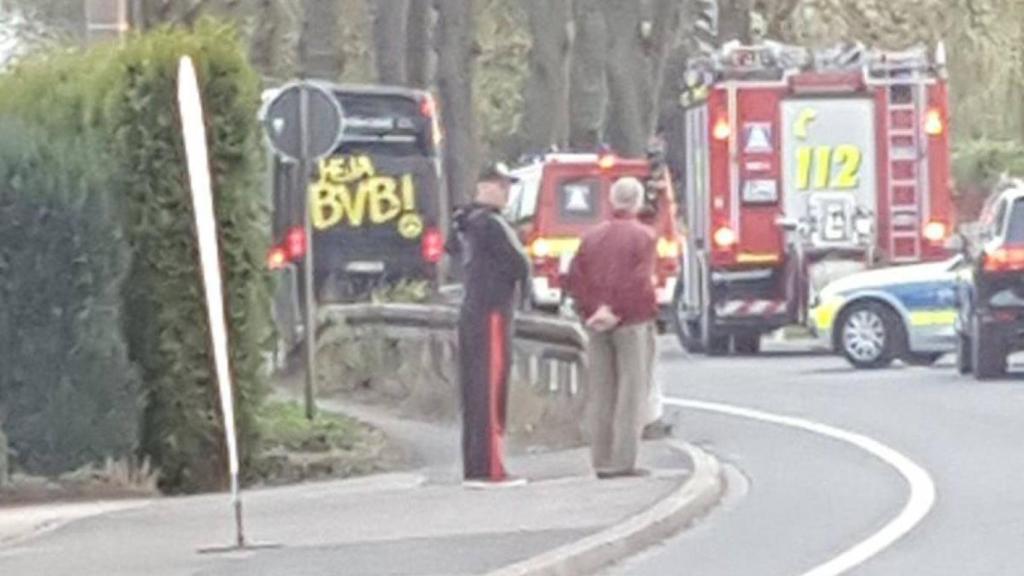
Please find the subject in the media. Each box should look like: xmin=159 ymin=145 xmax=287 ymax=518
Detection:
xmin=609 ymin=338 xmax=1024 ymax=576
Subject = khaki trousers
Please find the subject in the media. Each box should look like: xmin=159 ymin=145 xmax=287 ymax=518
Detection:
xmin=586 ymin=322 xmax=656 ymax=474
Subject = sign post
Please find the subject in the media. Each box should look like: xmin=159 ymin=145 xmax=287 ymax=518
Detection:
xmin=262 ymin=82 xmax=345 ymax=421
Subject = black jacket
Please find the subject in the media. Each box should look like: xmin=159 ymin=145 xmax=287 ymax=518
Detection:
xmin=448 ymin=203 xmax=530 ymax=311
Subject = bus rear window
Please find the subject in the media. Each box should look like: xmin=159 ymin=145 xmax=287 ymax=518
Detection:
xmin=333 ymin=92 xmax=435 ymax=158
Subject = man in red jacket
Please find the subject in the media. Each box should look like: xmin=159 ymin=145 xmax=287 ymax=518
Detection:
xmin=567 ymin=177 xmax=658 ymax=479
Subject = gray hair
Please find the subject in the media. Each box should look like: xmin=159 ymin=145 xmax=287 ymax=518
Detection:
xmin=610 ymin=177 xmax=644 ymax=212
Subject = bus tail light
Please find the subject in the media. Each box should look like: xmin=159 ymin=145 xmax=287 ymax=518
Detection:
xmin=598 ymin=154 xmax=616 ymax=170
xmin=712 ymin=226 xmax=737 ymax=249
xmin=983 ymin=247 xmax=1024 ymax=273
xmin=284 ymin=226 xmax=307 ymax=260
xmin=421 ymin=228 xmax=444 ymax=264
xmin=267 ymin=246 xmax=287 ymax=270
xmin=420 ymin=94 xmax=436 ymax=119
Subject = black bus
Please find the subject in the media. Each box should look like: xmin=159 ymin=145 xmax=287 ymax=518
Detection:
xmin=267 ymin=84 xmax=446 ymax=302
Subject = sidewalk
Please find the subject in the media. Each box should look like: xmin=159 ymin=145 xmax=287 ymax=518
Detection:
xmin=0 ymin=441 xmax=721 ymax=576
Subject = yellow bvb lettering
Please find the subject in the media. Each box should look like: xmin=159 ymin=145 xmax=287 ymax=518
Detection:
xmin=320 ymin=155 xmax=376 ymax=184
xmin=310 ymin=182 xmax=341 ymax=229
xmin=365 ymin=177 xmax=404 ymax=224
xmin=310 ymin=182 xmax=369 ymax=229
xmin=401 ymin=174 xmax=415 ymax=211
xmin=309 ymin=155 xmax=420 ymax=231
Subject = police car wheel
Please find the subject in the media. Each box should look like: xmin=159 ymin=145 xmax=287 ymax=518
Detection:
xmin=956 ymin=331 xmax=972 ymax=375
xmin=838 ymin=302 xmax=900 ymax=369
xmin=904 ymin=352 xmax=943 ymax=367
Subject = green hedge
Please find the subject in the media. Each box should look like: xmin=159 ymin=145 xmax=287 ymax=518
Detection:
xmin=0 ymin=124 xmax=141 ymax=476
xmin=0 ymin=23 xmax=273 ymax=492
xmin=105 ymin=25 xmax=273 ymax=493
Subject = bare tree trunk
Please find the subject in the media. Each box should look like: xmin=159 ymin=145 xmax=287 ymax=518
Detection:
xmin=300 ymin=0 xmax=343 ymax=80
xmin=434 ymin=0 xmax=479 ymax=207
xmin=644 ymin=0 xmax=683 ymax=137
xmin=131 ymin=0 xmax=216 ymax=29
xmin=249 ymin=0 xmax=284 ymax=80
xmin=521 ymin=0 xmax=573 ymax=155
xmin=601 ymin=0 xmax=649 ymax=157
xmin=406 ymin=0 xmax=433 ymax=88
xmin=719 ymin=0 xmax=752 ymax=44
xmin=568 ymin=0 xmax=608 ymax=150
xmin=372 ymin=0 xmax=410 ymax=85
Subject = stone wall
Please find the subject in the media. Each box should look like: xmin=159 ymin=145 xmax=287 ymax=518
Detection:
xmin=315 ymin=325 xmax=588 ymax=450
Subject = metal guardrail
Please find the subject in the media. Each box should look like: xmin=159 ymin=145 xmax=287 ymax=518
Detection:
xmin=318 ymin=303 xmax=588 ymax=395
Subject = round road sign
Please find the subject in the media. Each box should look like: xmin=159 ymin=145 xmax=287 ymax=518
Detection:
xmin=262 ymin=82 xmax=344 ymax=162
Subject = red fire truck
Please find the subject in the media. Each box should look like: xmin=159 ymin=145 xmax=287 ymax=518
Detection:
xmin=506 ymin=153 xmax=682 ymax=326
xmin=674 ymin=41 xmax=954 ymax=354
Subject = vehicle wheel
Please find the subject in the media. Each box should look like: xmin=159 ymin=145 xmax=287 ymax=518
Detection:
xmin=971 ymin=317 xmax=1006 ymax=380
xmin=837 ymin=302 xmax=902 ymax=369
xmin=734 ymin=334 xmax=761 ymax=355
xmin=904 ymin=352 xmax=943 ymax=367
xmin=675 ymin=317 xmax=705 ymax=353
xmin=701 ymin=308 xmax=729 ymax=356
xmin=672 ymin=284 xmax=704 ymax=353
xmin=706 ymin=335 xmax=730 ymax=356
xmin=956 ymin=332 xmax=972 ymax=375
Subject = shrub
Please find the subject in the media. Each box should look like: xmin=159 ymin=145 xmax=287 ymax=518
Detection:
xmin=951 ymin=139 xmax=1024 ymax=220
xmin=0 ymin=22 xmax=273 ymax=492
xmin=101 ymin=24 xmax=274 ymax=493
xmin=0 ymin=123 xmax=141 ymax=476
xmin=953 ymin=139 xmax=1024 ymax=192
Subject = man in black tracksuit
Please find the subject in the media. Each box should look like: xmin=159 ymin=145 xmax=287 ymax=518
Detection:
xmin=448 ymin=163 xmax=530 ymax=487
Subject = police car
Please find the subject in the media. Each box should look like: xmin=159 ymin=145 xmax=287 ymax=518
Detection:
xmin=810 ymin=258 xmax=961 ymax=368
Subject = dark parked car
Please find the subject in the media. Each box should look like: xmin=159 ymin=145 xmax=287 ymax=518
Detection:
xmin=955 ymin=179 xmax=1024 ymax=379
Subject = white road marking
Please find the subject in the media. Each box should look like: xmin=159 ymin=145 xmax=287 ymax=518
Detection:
xmin=664 ymin=397 xmax=936 ymax=576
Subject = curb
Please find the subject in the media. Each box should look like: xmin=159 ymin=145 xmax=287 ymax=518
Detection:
xmin=486 ymin=442 xmax=725 ymax=576
xmin=0 ymin=500 xmax=151 ymax=548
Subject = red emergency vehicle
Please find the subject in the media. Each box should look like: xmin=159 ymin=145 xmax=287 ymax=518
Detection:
xmin=675 ymin=41 xmax=954 ymax=354
xmin=506 ymin=153 xmax=682 ymax=325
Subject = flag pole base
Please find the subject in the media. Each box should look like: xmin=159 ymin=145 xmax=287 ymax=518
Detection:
xmin=196 ymin=497 xmax=282 ymax=555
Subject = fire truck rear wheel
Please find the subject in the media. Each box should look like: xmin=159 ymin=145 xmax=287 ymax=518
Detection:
xmin=675 ymin=318 xmax=705 ymax=353
xmin=700 ymin=312 xmax=729 ymax=356
xmin=837 ymin=301 xmax=903 ymax=369
xmin=734 ymin=334 xmax=761 ymax=355
xmin=705 ymin=334 xmax=730 ymax=356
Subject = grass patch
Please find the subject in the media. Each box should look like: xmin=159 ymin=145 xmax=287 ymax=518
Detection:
xmin=258 ymin=401 xmax=363 ymax=453
xmin=248 ymin=401 xmax=391 ymax=487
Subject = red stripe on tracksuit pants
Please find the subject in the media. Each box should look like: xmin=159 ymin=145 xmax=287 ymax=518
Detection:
xmin=459 ymin=307 xmax=511 ymax=481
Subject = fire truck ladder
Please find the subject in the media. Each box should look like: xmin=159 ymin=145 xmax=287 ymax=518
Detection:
xmin=878 ymin=52 xmax=930 ymax=263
